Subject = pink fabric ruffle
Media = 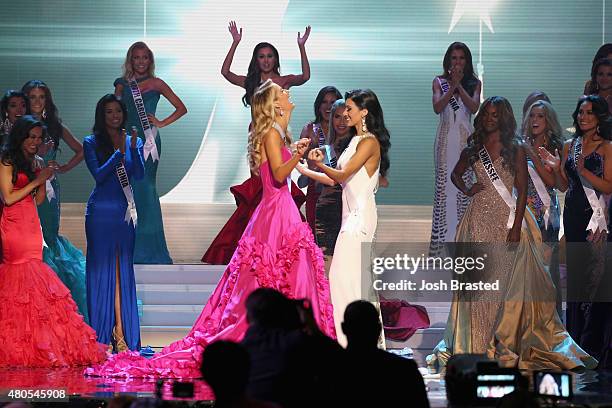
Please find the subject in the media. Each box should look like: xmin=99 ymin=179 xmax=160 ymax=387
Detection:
xmin=87 ymin=221 xmax=335 ymax=379
xmin=0 ymin=259 xmax=107 ymax=368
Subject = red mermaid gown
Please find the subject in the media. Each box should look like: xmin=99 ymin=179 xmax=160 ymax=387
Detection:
xmin=0 ymin=172 xmax=106 ymax=367
xmin=87 ymin=144 xmax=335 ymax=378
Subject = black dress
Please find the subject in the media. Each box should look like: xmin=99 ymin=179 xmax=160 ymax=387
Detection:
xmin=564 ymin=138 xmax=612 ymax=368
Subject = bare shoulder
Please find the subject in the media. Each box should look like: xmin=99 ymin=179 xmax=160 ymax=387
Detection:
xmin=153 ymin=77 xmax=169 ymax=90
xmin=601 ymin=140 xmax=612 ymax=154
xmin=356 ymin=134 xmax=380 ymax=151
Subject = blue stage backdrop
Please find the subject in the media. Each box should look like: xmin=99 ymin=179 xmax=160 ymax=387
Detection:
xmin=0 ymin=0 xmax=607 ymax=204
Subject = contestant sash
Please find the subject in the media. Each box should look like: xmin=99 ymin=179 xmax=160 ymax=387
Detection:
xmin=45 ymin=177 xmax=56 ymax=202
xmin=438 ymin=77 xmax=460 ymax=112
xmin=128 ymin=78 xmax=159 ymax=162
xmin=116 ymin=161 xmax=138 ymax=226
xmin=478 ymin=147 xmax=516 ymax=229
xmin=574 ymin=138 xmax=607 ymax=234
xmin=527 ymin=160 xmax=551 ymax=228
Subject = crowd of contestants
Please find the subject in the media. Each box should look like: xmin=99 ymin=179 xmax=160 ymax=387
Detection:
xmin=0 ymin=18 xmax=611 ymax=403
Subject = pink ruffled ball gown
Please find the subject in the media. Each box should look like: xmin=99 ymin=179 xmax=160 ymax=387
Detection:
xmin=87 ymin=124 xmax=335 ymax=378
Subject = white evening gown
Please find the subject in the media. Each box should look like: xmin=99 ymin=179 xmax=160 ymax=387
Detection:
xmin=329 ymin=134 xmax=380 ymax=346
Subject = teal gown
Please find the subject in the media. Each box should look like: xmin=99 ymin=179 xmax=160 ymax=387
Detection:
xmin=114 ymin=77 xmax=173 ymax=264
xmin=38 ymin=146 xmax=89 ymax=322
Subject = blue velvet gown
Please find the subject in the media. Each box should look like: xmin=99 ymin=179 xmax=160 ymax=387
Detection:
xmin=114 ymin=77 xmax=173 ymax=264
xmin=84 ymin=135 xmax=144 ymax=351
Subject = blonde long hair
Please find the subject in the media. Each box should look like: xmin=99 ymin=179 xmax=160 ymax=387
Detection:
xmin=248 ymin=79 xmax=291 ymax=173
xmin=122 ymin=41 xmax=156 ymax=80
xmin=522 ymin=100 xmax=563 ymax=154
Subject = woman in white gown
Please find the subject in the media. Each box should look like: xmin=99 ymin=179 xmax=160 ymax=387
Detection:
xmin=303 ymin=89 xmax=390 ymax=346
xmin=429 ymin=42 xmax=481 ymax=256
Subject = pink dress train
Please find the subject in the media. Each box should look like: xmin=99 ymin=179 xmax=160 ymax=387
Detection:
xmin=87 ymin=142 xmax=336 ymax=378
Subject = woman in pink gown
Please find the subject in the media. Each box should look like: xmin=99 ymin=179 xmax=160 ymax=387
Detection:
xmin=202 ymin=21 xmax=311 ymax=264
xmin=0 ymin=115 xmax=106 ymax=367
xmin=87 ymin=79 xmax=335 ymax=378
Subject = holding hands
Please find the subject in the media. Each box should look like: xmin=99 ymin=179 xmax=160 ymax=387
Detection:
xmin=293 ymin=138 xmax=310 ymax=157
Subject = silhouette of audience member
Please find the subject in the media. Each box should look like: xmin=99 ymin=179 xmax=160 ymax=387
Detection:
xmin=241 ymin=288 xmax=346 ymax=408
xmin=201 ymin=340 xmax=279 ymax=408
xmin=342 ymin=300 xmax=430 ymax=408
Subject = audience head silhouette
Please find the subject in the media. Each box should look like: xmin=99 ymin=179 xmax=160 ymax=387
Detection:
xmin=342 ymin=300 xmax=381 ymax=349
xmin=201 ymin=340 xmax=250 ymax=401
xmin=246 ymin=288 xmax=300 ymax=330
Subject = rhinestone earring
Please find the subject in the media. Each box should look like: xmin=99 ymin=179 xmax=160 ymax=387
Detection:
xmin=42 ymin=108 xmax=47 ymax=120
xmin=361 ymin=116 xmax=368 ymax=133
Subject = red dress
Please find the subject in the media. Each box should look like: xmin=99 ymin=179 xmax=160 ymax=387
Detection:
xmin=0 ymin=172 xmax=106 ymax=367
xmin=202 ymin=175 xmax=306 ymax=264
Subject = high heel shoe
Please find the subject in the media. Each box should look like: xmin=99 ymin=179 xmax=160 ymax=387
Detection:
xmin=113 ymin=326 xmax=129 ymax=353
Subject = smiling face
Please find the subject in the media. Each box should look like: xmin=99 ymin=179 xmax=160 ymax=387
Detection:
xmin=27 ymin=88 xmax=46 ymax=116
xmin=257 ymin=47 xmax=277 ymax=74
xmin=22 ymin=125 xmax=43 ymax=156
xmin=131 ymin=47 xmax=151 ymax=77
xmin=332 ymin=106 xmax=349 ymax=137
xmin=528 ymin=106 xmax=547 ymax=138
xmin=577 ymin=101 xmax=598 ymax=134
xmin=6 ymin=96 xmax=27 ymax=123
xmin=319 ymin=92 xmax=340 ymax=124
xmin=345 ymin=98 xmax=367 ymax=129
xmin=104 ymin=101 xmax=124 ymax=131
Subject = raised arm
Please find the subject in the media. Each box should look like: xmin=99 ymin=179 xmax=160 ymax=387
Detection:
xmin=455 ymin=79 xmax=481 ymax=114
xmin=83 ymin=137 xmax=124 ymax=184
xmin=220 ymin=21 xmax=247 ymax=88
xmin=146 ymin=79 xmax=188 ymax=128
xmin=263 ymin=129 xmax=308 ymax=183
xmin=432 ymin=77 xmax=455 ymax=114
xmin=296 ymin=161 xmax=335 ymax=186
xmin=312 ymin=137 xmax=378 ymax=184
xmin=523 ymin=142 xmax=556 ymax=187
xmin=508 ymin=146 xmax=528 ymax=242
xmin=539 ymin=141 xmax=569 ymax=192
xmin=127 ymin=129 xmax=145 ymax=180
xmin=0 ymin=163 xmax=51 ymax=206
xmin=285 ymin=26 xmax=311 ymax=87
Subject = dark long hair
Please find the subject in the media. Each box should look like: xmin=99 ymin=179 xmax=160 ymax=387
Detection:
xmin=92 ymin=94 xmax=127 ymax=162
xmin=441 ymin=42 xmax=479 ymax=97
xmin=345 ymin=89 xmax=390 ymax=177
xmin=572 ymin=95 xmax=612 ymax=140
xmin=313 ymin=86 xmax=342 ymax=125
xmin=1 ymin=90 xmax=30 ymax=123
xmin=242 ymin=42 xmax=280 ymax=107
xmin=590 ymin=43 xmax=612 ymax=71
xmin=21 ymin=80 xmax=62 ymax=150
xmin=0 ymin=115 xmax=45 ymax=184
xmin=587 ymin=58 xmax=612 ymax=94
xmin=467 ymin=96 xmax=518 ymax=173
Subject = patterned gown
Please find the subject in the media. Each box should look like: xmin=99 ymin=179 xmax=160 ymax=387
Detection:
xmin=429 ymin=77 xmax=473 ymax=256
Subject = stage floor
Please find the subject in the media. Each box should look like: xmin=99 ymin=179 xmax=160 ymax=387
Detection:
xmin=1 ymin=365 xmax=611 ymax=407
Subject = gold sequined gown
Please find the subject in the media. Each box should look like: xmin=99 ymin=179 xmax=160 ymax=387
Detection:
xmin=428 ymin=156 xmax=597 ymax=370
